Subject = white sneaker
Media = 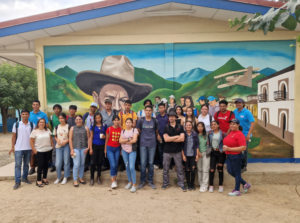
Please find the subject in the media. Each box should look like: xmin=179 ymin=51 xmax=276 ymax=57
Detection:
xmin=199 ymin=187 xmax=208 ymax=193
xmin=61 ymin=177 xmax=68 ymax=185
xmin=219 ymin=186 xmax=224 ymax=193
xmin=111 ymin=181 xmax=117 ymax=189
xmin=54 ymin=179 xmax=60 ymax=184
xmin=153 ymin=165 xmax=159 ymax=170
xmin=209 ymin=186 xmax=214 ymax=193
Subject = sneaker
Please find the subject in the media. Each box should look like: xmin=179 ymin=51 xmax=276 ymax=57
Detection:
xmin=125 ymin=183 xmax=132 ymax=190
xmin=209 ymin=186 xmax=214 ymax=193
xmin=241 ymin=183 xmax=251 ymax=193
xmin=138 ymin=181 xmax=146 ymax=189
xmin=241 ymin=167 xmax=247 ymax=173
xmin=148 ymin=182 xmax=156 ymax=189
xmin=159 ymin=164 xmax=163 ymax=170
xmin=179 ymin=186 xmax=187 ymax=192
xmin=228 ymin=190 xmax=241 ymax=196
xmin=161 ymin=185 xmax=169 ymax=190
xmin=50 ymin=166 xmax=56 ymax=172
xmin=13 ymin=183 xmax=21 ymax=190
xmin=61 ymin=178 xmax=68 ymax=185
xmin=199 ymin=187 xmax=207 ymax=193
xmin=153 ymin=165 xmax=159 ymax=170
xmin=219 ymin=186 xmax=224 ymax=193
xmin=111 ymin=181 xmax=117 ymax=189
xmin=54 ymin=179 xmax=61 ymax=184
xmin=21 ymin=179 xmax=32 ymax=184
xmin=188 ymin=185 xmax=192 ymax=191
xmin=29 ymin=168 xmax=35 ymax=175
xmin=130 ymin=186 xmax=137 ymax=193
xmin=191 ymin=185 xmax=196 ymax=191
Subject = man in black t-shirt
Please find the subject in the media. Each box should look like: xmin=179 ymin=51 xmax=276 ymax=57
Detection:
xmin=162 ymin=110 xmax=187 ymax=191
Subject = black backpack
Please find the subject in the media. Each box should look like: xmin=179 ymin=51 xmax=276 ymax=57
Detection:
xmin=139 ymin=117 xmax=158 ymax=130
xmin=15 ymin=121 xmax=34 ymax=144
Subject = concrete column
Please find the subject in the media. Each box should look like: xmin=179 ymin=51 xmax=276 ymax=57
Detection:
xmin=34 ymin=53 xmax=47 ymax=114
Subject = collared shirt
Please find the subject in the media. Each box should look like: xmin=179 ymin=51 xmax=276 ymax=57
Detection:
xmin=198 ymin=114 xmax=214 ymax=132
xmin=100 ymin=110 xmax=118 ymax=127
xmin=156 ymin=113 xmax=169 ymax=137
xmin=28 ymin=110 xmax=48 ymax=126
xmin=12 ymin=121 xmax=35 ymax=151
xmin=209 ymin=103 xmax=220 ymax=118
xmin=233 ymin=108 xmax=255 ymax=137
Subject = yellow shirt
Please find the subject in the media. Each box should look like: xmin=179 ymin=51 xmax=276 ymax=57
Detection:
xmin=118 ymin=111 xmax=137 ymax=129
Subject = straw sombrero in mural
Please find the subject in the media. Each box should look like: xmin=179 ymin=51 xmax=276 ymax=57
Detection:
xmin=76 ymin=55 xmax=153 ymax=103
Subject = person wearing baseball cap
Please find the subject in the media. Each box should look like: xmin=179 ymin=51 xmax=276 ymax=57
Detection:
xmin=197 ymin=96 xmax=206 ymax=107
xmin=233 ymin=98 xmax=255 ymax=173
xmin=223 ymin=118 xmax=252 ymax=196
xmin=167 ymin=95 xmax=177 ymax=113
xmin=207 ymin=96 xmax=220 ymax=118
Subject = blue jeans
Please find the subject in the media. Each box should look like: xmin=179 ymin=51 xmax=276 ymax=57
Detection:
xmin=227 ymin=153 xmax=247 ymax=191
xmin=242 ymin=141 xmax=249 ymax=168
xmin=140 ymin=146 xmax=156 ymax=183
xmin=106 ymin=145 xmax=120 ymax=177
xmin=122 ymin=150 xmax=137 ymax=184
xmin=72 ymin=148 xmax=87 ymax=181
xmin=15 ymin=150 xmax=31 ymax=183
xmin=55 ymin=144 xmax=71 ymax=179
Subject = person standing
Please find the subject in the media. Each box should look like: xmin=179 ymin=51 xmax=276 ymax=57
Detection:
xmin=105 ymin=115 xmax=122 ymax=189
xmin=69 ymin=115 xmax=90 ymax=187
xmin=67 ymin=105 xmax=77 ymax=172
xmin=9 ymin=109 xmax=35 ymax=190
xmin=196 ymin=122 xmax=210 ymax=192
xmin=233 ymin=98 xmax=255 ymax=173
xmin=29 ymin=118 xmax=54 ymax=187
xmin=28 ymin=100 xmax=49 ymax=175
xmin=156 ymin=103 xmax=169 ymax=169
xmin=119 ymin=118 xmax=139 ymax=193
xmin=214 ymin=100 xmax=235 ymax=134
xmin=89 ymin=113 xmax=107 ymax=186
xmin=162 ymin=110 xmax=187 ymax=192
xmin=182 ymin=121 xmax=199 ymax=191
xmin=49 ymin=104 xmax=62 ymax=173
xmin=223 ymin=119 xmax=251 ymax=196
xmin=137 ymin=99 xmax=156 ymax=119
xmin=136 ymin=105 xmax=159 ymax=190
xmin=207 ymin=121 xmax=226 ymax=193
xmin=183 ymin=107 xmax=198 ymax=130
xmin=175 ymin=106 xmax=185 ymax=126
xmin=53 ymin=113 xmax=71 ymax=185
xmin=198 ymin=104 xmax=214 ymax=132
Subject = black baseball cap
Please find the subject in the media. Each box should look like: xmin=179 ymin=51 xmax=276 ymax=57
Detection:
xmin=229 ymin=118 xmax=240 ymax=124
xmin=235 ymin=98 xmax=244 ymax=103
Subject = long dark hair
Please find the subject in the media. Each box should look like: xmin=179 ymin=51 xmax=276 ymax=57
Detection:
xmin=176 ymin=106 xmax=184 ymax=116
xmin=35 ymin=118 xmax=47 ymax=131
xmin=211 ymin=120 xmax=220 ymax=131
xmin=92 ymin=113 xmax=103 ymax=132
xmin=185 ymin=107 xmax=197 ymax=130
xmin=184 ymin=96 xmax=195 ymax=108
xmin=196 ymin=122 xmax=207 ymax=137
xmin=58 ymin=113 xmax=67 ymax=124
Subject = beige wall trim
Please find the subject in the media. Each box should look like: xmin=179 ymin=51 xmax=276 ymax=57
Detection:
xmin=34 ymin=53 xmax=47 ymax=113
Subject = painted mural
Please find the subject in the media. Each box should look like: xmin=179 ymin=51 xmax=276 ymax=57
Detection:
xmin=44 ymin=40 xmax=296 ymax=159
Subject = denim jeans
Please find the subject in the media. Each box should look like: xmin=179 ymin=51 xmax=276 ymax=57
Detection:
xmin=122 ymin=150 xmax=137 ymax=184
xmin=158 ymin=139 xmax=165 ymax=165
xmin=55 ymin=144 xmax=71 ymax=179
xmin=72 ymin=148 xmax=87 ymax=181
xmin=242 ymin=141 xmax=249 ymax=168
xmin=106 ymin=145 xmax=120 ymax=177
xmin=15 ymin=150 xmax=31 ymax=183
xmin=140 ymin=146 xmax=156 ymax=183
xmin=227 ymin=153 xmax=247 ymax=191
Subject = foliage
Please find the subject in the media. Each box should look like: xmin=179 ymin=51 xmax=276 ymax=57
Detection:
xmin=229 ymin=0 xmax=300 ymax=37
xmin=248 ymin=137 xmax=261 ymax=149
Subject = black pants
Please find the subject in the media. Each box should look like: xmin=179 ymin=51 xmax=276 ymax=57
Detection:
xmin=209 ymin=150 xmax=226 ymax=186
xmin=85 ymin=152 xmax=91 ymax=168
xmin=36 ymin=150 xmax=52 ymax=181
xmin=185 ymin=156 xmax=196 ymax=187
xmin=90 ymin=144 xmax=104 ymax=179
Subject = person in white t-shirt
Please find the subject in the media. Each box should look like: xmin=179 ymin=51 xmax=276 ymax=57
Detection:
xmin=9 ymin=109 xmax=35 ymax=190
xmin=197 ymin=104 xmax=214 ymax=132
xmin=30 ymin=118 xmax=54 ymax=187
xmin=137 ymin=99 xmax=156 ymax=119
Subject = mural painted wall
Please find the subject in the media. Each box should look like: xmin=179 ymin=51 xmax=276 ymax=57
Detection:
xmin=44 ymin=40 xmax=295 ymax=159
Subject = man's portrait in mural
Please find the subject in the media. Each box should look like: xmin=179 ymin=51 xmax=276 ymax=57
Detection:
xmin=76 ymin=55 xmax=153 ymax=112
xmin=197 ymin=96 xmax=206 ymax=106
xmin=180 ymin=96 xmax=186 ymax=107
xmin=207 ymin=95 xmax=220 ymax=117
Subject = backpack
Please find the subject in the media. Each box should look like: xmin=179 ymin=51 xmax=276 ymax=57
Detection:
xmin=216 ymin=111 xmax=234 ymax=121
xmin=15 ymin=121 xmax=34 ymax=144
xmin=139 ymin=117 xmax=158 ymax=130
xmin=139 ymin=110 xmax=154 ymax=117
xmin=120 ymin=110 xmax=135 ymax=127
xmin=54 ymin=124 xmax=71 ymax=136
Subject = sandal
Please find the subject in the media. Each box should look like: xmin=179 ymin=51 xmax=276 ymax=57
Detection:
xmin=42 ymin=180 xmax=49 ymax=185
xmin=36 ymin=181 xmax=44 ymax=187
xmin=79 ymin=180 xmax=86 ymax=185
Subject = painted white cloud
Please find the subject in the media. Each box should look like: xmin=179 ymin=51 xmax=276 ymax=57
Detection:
xmin=0 ymin=0 xmax=104 ymax=22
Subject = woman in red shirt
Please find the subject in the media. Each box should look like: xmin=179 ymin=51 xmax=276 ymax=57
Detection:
xmin=223 ymin=119 xmax=252 ymax=196
xmin=105 ymin=115 xmax=122 ymax=189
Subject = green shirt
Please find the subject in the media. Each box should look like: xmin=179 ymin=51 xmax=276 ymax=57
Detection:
xmin=50 ymin=114 xmax=60 ymax=136
xmin=198 ymin=134 xmax=208 ymax=153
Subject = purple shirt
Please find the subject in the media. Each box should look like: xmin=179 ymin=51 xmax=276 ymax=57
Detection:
xmin=156 ymin=113 xmax=169 ymax=138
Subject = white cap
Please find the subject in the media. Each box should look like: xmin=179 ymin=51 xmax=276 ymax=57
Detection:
xmin=161 ymin=98 xmax=168 ymax=103
xmin=90 ymin=102 xmax=98 ymax=107
xmin=169 ymin=95 xmax=175 ymax=99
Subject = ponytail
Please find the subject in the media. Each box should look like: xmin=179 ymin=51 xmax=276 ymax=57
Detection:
xmin=239 ymin=125 xmax=243 ymax=131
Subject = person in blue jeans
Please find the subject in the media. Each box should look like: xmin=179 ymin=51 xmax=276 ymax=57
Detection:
xmin=69 ymin=115 xmax=90 ymax=187
xmin=53 ymin=113 xmax=71 ymax=185
xmin=9 ymin=109 xmax=35 ymax=190
xmin=233 ymin=98 xmax=255 ymax=173
xmin=136 ymin=105 xmax=159 ymax=190
xmin=105 ymin=115 xmax=122 ymax=189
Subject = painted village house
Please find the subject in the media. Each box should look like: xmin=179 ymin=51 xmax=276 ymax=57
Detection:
xmin=0 ymin=0 xmax=300 ymax=162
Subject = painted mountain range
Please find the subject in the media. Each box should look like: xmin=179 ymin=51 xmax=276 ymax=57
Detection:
xmin=166 ymin=67 xmax=212 ymax=84
xmin=258 ymin=67 xmax=277 ymax=76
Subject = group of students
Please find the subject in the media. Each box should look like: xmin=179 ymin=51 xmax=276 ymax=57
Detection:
xmin=10 ymin=96 xmax=255 ymax=196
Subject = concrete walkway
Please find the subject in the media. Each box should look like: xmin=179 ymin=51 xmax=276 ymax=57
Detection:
xmin=1 ymin=162 xmax=300 ymax=186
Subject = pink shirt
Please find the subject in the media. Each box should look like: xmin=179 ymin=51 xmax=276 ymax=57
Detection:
xmin=121 ymin=128 xmax=139 ymax=153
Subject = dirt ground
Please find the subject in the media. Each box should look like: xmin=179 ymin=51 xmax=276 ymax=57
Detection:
xmin=0 ymin=133 xmax=14 ymax=167
xmin=0 ymin=179 xmax=299 ymax=223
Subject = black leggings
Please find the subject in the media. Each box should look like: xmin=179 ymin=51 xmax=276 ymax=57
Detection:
xmin=90 ymin=144 xmax=104 ymax=179
xmin=209 ymin=150 xmax=226 ymax=186
xmin=36 ymin=150 xmax=52 ymax=181
xmin=185 ymin=156 xmax=196 ymax=187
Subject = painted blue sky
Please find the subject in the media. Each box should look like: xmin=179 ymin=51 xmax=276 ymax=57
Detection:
xmin=44 ymin=40 xmax=295 ymax=78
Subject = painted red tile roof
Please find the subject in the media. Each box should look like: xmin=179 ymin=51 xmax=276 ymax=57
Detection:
xmin=230 ymin=0 xmax=285 ymax=8
xmin=0 ymin=0 xmax=136 ymax=29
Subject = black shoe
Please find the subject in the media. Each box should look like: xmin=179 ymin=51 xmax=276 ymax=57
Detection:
xmin=159 ymin=164 xmax=163 ymax=170
xmin=21 ymin=179 xmax=32 ymax=184
xmin=169 ymin=165 xmax=173 ymax=170
xmin=90 ymin=179 xmax=94 ymax=186
xmin=36 ymin=181 xmax=44 ymax=188
xmin=241 ymin=167 xmax=247 ymax=173
xmin=119 ymin=164 xmax=126 ymax=172
xmin=135 ymin=165 xmax=141 ymax=172
xmin=84 ymin=166 xmax=89 ymax=172
xmin=191 ymin=185 xmax=196 ymax=191
xmin=29 ymin=168 xmax=35 ymax=175
xmin=179 ymin=186 xmax=187 ymax=192
xmin=50 ymin=166 xmax=56 ymax=172
xmin=13 ymin=183 xmax=21 ymax=190
xmin=161 ymin=185 xmax=169 ymax=190
xmin=97 ymin=177 xmax=101 ymax=185
xmin=188 ymin=185 xmax=192 ymax=191
xmin=79 ymin=180 xmax=86 ymax=185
